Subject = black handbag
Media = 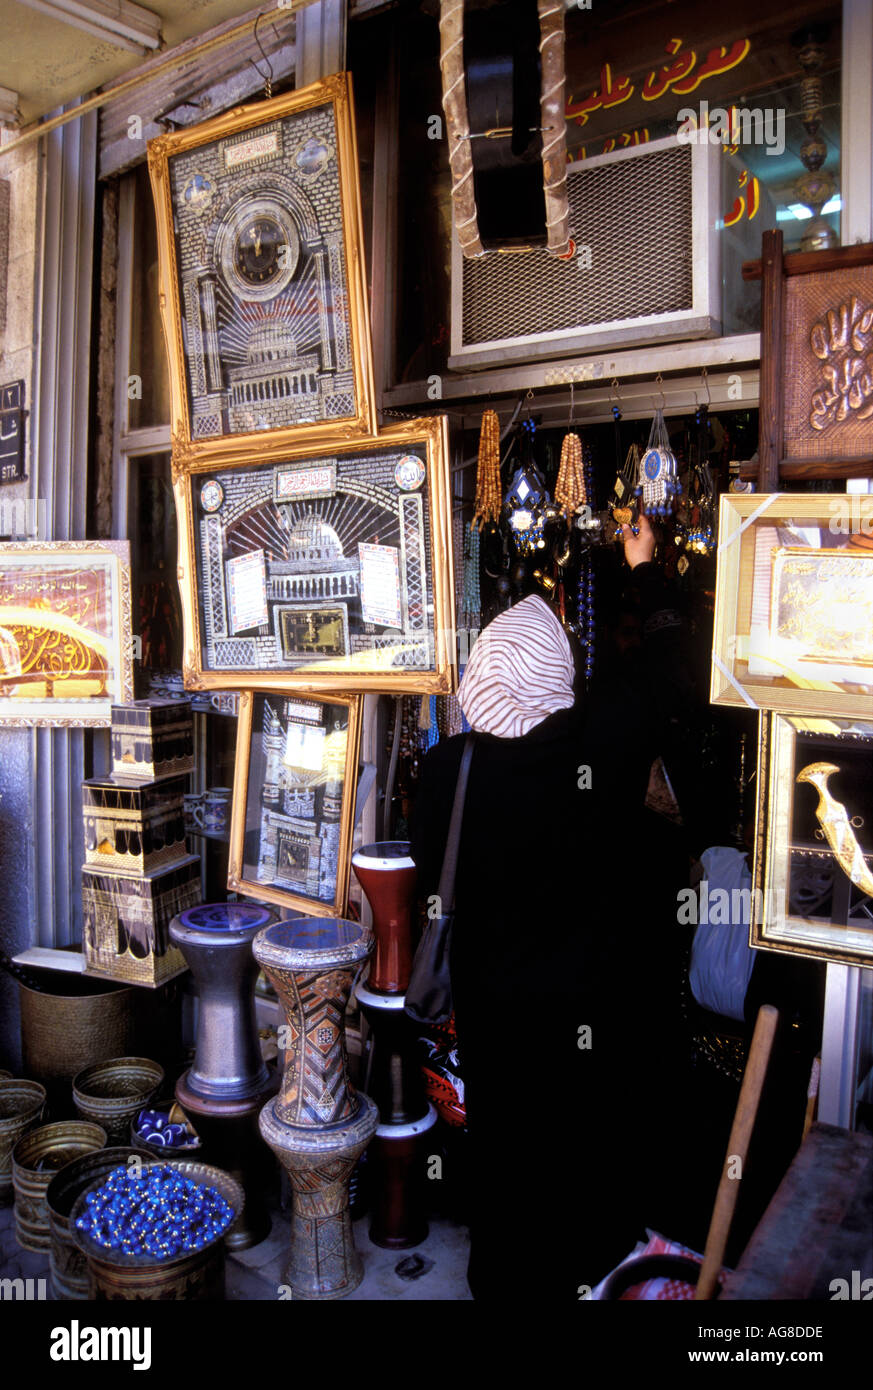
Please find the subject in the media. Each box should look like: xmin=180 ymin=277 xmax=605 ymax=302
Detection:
xmin=404 ymin=734 xmax=475 ymax=1026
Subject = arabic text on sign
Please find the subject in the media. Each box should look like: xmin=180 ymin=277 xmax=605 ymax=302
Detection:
xmin=566 ymin=35 xmax=751 ymax=128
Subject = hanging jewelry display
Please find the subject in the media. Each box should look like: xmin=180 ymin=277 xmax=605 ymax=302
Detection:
xmin=575 ymin=441 xmax=597 ymax=683
xmin=472 ymin=409 xmax=502 ymax=531
xmin=461 ymin=524 xmax=481 ymax=627
xmin=610 ymin=443 xmax=641 ymax=539
xmin=554 ymin=430 xmax=585 ymax=520
xmin=637 ymin=382 xmax=681 ymax=519
xmin=682 ymin=402 xmax=716 ymax=559
xmin=606 ymin=386 xmax=639 ymax=541
xmin=504 ymin=417 xmax=551 ymax=557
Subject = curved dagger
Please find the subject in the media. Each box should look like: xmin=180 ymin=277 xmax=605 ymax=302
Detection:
xmin=796 ymin=761 xmax=873 ymax=896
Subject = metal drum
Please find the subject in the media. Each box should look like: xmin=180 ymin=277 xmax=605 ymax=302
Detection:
xmin=351 ymin=841 xmax=417 ymax=994
xmin=254 ymin=917 xmax=379 ymax=1299
xmin=352 ymin=841 xmax=435 ymax=1249
xmin=169 ymin=902 xmax=279 ymax=1251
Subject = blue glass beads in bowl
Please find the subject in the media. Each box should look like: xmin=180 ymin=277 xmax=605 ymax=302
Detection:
xmin=70 ymin=1161 xmax=241 ymax=1265
xmin=134 ymin=1107 xmax=199 ymax=1151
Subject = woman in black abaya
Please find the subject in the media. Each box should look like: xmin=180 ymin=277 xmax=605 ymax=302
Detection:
xmin=410 ymin=517 xmax=692 ymax=1300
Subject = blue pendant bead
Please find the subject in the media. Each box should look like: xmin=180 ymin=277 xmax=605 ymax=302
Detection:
xmin=73 ymin=1165 xmax=234 ymax=1260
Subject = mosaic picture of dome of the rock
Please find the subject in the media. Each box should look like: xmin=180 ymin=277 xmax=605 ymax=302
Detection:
xmin=189 ymin=442 xmax=437 ymax=680
xmin=167 ymin=100 xmax=353 ymax=440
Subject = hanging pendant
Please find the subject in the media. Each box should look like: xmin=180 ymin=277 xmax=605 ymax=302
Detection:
xmin=637 ymin=406 xmax=680 ymax=519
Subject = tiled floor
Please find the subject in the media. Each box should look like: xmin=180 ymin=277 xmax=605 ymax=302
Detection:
xmin=0 ymin=1195 xmax=472 ymax=1302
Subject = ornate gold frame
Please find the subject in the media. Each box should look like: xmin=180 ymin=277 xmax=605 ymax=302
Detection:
xmin=753 ymin=711 xmax=873 ymax=968
xmin=174 ymin=414 xmax=457 ymax=695
xmin=711 ymin=493 xmax=873 ymax=719
xmin=228 ymin=689 xmax=363 ymax=918
xmin=0 ymin=540 xmax=134 ymax=727
xmin=147 ymin=72 xmax=377 ymax=464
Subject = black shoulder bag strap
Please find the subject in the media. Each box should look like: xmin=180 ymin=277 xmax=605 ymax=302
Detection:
xmin=404 ymin=733 xmax=475 ymax=1025
xmin=437 ymin=732 xmax=476 ymax=917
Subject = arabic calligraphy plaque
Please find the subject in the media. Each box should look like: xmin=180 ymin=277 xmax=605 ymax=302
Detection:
xmin=782 ymin=265 xmax=873 ymax=461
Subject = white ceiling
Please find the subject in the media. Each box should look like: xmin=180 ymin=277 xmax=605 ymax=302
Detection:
xmin=0 ymin=1 xmax=278 ymax=124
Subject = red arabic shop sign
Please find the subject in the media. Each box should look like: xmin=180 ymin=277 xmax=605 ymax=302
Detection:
xmin=566 ymin=36 xmax=751 ymax=126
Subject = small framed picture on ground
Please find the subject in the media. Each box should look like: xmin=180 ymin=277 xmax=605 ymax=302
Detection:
xmin=147 ymin=72 xmax=376 ymax=463
xmin=711 ymin=493 xmax=873 ymax=719
xmin=753 ymin=711 xmax=873 ymax=968
xmin=174 ymin=415 xmax=456 ymax=695
xmin=0 ymin=541 xmax=134 ymax=726
xmin=229 ymin=690 xmax=362 ymax=917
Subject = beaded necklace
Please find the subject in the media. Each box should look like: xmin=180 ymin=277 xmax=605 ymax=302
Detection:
xmin=576 ymin=441 xmax=597 ymax=683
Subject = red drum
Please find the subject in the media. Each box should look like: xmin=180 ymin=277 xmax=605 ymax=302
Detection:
xmin=351 ymin=842 xmax=417 ymax=995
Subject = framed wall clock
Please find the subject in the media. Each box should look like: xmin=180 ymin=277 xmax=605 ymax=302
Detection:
xmin=173 ymin=414 xmax=457 ymax=695
xmin=147 ymin=72 xmax=377 ymax=464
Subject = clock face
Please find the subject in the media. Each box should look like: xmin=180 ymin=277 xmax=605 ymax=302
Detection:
xmin=218 ymin=198 xmax=300 ymax=302
xmin=234 ymin=216 xmax=285 ymax=288
xmin=200 ymin=479 xmax=224 ymax=513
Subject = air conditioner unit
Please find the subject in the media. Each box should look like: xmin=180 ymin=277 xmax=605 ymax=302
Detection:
xmin=450 ymin=133 xmax=754 ymax=371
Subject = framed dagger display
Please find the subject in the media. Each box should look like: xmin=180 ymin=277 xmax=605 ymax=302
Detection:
xmin=753 ymin=711 xmax=873 ymax=967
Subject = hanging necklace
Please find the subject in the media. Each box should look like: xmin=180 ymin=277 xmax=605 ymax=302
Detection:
xmin=637 ymin=385 xmax=681 ymax=518
xmin=472 ymin=409 xmax=502 ymax=531
xmin=461 ymin=523 xmax=481 ymax=626
xmin=574 ymin=441 xmax=596 ymax=683
xmin=683 ymin=403 xmax=716 ymax=557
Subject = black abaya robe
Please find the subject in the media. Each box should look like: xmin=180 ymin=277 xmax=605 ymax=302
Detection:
xmin=410 ymin=564 xmax=694 ymax=1299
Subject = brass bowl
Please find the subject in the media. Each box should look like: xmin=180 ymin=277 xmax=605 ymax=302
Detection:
xmin=73 ymin=1057 xmax=164 ymax=1145
xmin=129 ymin=1096 xmax=201 ymax=1158
xmin=12 ymin=1121 xmax=107 ymax=1250
xmin=46 ymin=1146 xmax=138 ymax=1300
xmin=0 ymin=1080 xmax=47 ymax=1201
xmin=69 ymin=1159 xmax=244 ymax=1300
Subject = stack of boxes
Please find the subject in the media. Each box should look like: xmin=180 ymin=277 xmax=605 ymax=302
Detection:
xmin=81 ymin=699 xmax=202 ymax=987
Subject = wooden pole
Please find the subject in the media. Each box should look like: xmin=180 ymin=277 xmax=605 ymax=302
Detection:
xmin=758 ymin=230 xmax=784 ymax=492
xmin=695 ymin=1003 xmax=780 ymax=1301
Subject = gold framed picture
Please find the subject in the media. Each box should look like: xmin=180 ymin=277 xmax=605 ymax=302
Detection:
xmin=229 ymin=690 xmax=362 ymax=917
xmin=147 ymin=72 xmax=376 ymax=464
xmin=0 ymin=541 xmax=134 ymax=726
xmin=753 ymin=711 xmax=873 ymax=968
xmin=711 ymin=493 xmax=873 ymax=719
xmin=174 ymin=415 xmax=457 ymax=695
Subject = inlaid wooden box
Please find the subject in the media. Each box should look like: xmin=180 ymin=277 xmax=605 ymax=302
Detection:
xmin=110 ymin=698 xmax=194 ymax=780
xmin=82 ymin=775 xmax=187 ymax=874
xmin=82 ymin=854 xmax=201 ymax=987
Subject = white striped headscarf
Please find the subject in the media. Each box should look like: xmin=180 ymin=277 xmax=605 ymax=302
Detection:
xmin=459 ymin=593 xmax=576 ymax=738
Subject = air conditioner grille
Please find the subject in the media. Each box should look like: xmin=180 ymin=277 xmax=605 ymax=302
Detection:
xmin=461 ymin=144 xmax=694 ymax=346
